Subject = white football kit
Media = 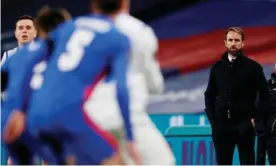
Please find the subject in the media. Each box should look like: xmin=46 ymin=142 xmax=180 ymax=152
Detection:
xmin=115 ymin=13 xmax=175 ymax=165
xmin=84 ymin=13 xmax=175 ymax=165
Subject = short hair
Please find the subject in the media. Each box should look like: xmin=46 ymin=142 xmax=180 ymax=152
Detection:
xmin=224 ymin=27 xmax=245 ymax=41
xmin=92 ymin=0 xmax=123 ymax=14
xmin=16 ymin=15 xmax=35 ymax=27
xmin=35 ymin=6 xmax=71 ymax=33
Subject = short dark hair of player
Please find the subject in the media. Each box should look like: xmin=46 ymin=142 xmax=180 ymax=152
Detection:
xmin=15 ymin=15 xmax=35 ymax=28
xmin=92 ymin=0 xmax=123 ymax=14
xmin=35 ymin=6 xmax=71 ymax=34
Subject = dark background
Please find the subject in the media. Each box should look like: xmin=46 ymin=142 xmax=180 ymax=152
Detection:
xmin=1 ymin=0 xmax=205 ymax=53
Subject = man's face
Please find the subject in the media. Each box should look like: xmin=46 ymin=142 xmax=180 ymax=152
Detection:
xmin=15 ymin=19 xmax=37 ymax=45
xmin=224 ymin=31 xmax=244 ymax=55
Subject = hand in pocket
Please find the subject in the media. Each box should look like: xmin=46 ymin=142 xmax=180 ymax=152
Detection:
xmin=251 ymin=118 xmax=255 ymax=128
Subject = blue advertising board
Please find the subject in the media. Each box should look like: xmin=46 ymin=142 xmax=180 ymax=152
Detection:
xmin=166 ymin=126 xmax=269 ymax=165
xmin=1 ymin=114 xmax=269 ymax=165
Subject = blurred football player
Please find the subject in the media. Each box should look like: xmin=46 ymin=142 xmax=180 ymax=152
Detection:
xmin=8 ymin=0 xmax=138 ymax=165
xmin=88 ymin=0 xmax=175 ymax=164
xmin=2 ymin=7 xmax=71 ymax=165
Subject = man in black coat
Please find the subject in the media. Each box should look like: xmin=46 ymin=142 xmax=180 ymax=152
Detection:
xmin=204 ymin=27 xmax=270 ymax=165
xmin=266 ymin=71 xmax=276 ymax=165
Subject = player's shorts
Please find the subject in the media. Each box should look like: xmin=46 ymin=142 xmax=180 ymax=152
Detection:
xmin=26 ymin=103 xmax=119 ymax=165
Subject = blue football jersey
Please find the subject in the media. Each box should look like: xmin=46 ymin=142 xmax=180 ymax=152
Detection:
xmin=28 ymin=14 xmax=133 ymax=140
xmin=2 ymin=39 xmax=52 ymax=112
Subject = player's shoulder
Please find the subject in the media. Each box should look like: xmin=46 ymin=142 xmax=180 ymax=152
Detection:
xmin=115 ymin=13 xmax=157 ymax=46
xmin=115 ymin=13 xmax=154 ymax=37
xmin=13 ymin=40 xmax=47 ymax=62
xmin=116 ymin=13 xmax=145 ymax=29
xmin=75 ymin=14 xmax=114 ymax=33
xmin=25 ymin=39 xmax=47 ymax=52
xmin=5 ymin=47 xmax=18 ymax=57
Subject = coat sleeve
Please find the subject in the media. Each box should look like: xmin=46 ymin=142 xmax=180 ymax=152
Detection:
xmin=204 ymin=65 xmax=218 ymax=124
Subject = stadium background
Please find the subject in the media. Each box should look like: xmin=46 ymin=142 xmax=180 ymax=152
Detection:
xmin=1 ymin=0 xmax=276 ymax=164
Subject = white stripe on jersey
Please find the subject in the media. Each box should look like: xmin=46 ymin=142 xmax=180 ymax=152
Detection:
xmin=1 ymin=47 xmax=18 ymax=66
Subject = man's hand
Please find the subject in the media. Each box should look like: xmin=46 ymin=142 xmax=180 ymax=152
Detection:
xmin=127 ymin=141 xmax=142 ymax=165
xmin=3 ymin=110 xmax=26 ymax=143
xmin=251 ymin=118 xmax=255 ymax=127
xmin=7 ymin=157 xmax=13 ymax=166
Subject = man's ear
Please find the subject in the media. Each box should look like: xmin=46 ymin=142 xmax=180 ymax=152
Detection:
xmin=34 ymin=29 xmax=38 ymax=38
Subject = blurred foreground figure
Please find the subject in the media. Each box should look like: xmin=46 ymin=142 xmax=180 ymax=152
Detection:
xmin=22 ymin=0 xmax=139 ymax=164
xmin=2 ymin=17 xmax=37 ymax=164
xmin=1 ymin=7 xmax=71 ymax=165
xmin=204 ymin=27 xmax=270 ymax=165
xmin=88 ymin=0 xmax=175 ymax=164
xmin=112 ymin=0 xmax=175 ymax=164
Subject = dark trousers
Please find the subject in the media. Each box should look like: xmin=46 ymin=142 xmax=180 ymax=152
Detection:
xmin=267 ymin=135 xmax=276 ymax=165
xmin=212 ymin=121 xmax=255 ymax=165
xmin=256 ymin=135 xmax=267 ymax=165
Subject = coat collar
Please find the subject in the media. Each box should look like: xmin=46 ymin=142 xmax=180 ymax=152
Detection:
xmin=221 ymin=51 xmax=245 ymax=63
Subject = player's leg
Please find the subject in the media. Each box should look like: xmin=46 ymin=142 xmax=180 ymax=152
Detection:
xmin=38 ymin=132 xmax=68 ymax=165
xmin=123 ymin=112 xmax=175 ymax=165
xmin=6 ymin=130 xmax=58 ymax=165
xmin=4 ymin=138 xmax=34 ymax=165
xmin=82 ymin=121 xmax=123 ymax=165
xmin=61 ymin=125 xmax=123 ymax=165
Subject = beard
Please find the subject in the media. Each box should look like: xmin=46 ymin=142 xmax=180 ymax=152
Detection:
xmin=228 ymin=47 xmax=242 ymax=57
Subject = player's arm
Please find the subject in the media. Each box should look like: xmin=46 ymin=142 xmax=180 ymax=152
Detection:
xmin=8 ymin=42 xmax=46 ymax=112
xmin=112 ymin=34 xmax=141 ymax=165
xmin=1 ymin=51 xmax=8 ymax=66
xmin=3 ymin=46 xmax=44 ymax=143
xmin=7 ymin=50 xmax=31 ymax=112
xmin=111 ymin=35 xmax=133 ymax=141
xmin=142 ymin=27 xmax=164 ymax=94
xmin=2 ymin=49 xmax=29 ymax=143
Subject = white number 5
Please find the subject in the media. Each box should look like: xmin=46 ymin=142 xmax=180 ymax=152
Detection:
xmin=58 ymin=29 xmax=95 ymax=71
